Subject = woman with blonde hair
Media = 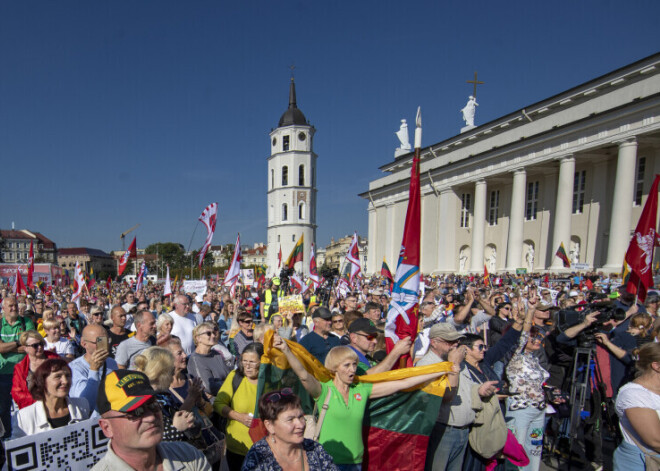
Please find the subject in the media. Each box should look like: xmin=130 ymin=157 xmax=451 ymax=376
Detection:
xmin=273 ymin=338 xmax=450 ymax=469
xmin=188 ymin=322 xmax=234 ymax=400
xmin=134 ymin=346 xmax=197 ymax=441
xmin=12 ymin=330 xmax=59 ymax=409
xmin=156 ymin=312 xmax=176 ymax=346
xmin=42 ymin=318 xmax=75 ymax=361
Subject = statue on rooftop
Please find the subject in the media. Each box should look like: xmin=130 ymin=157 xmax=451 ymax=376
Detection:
xmin=461 ymin=96 xmax=478 ymax=127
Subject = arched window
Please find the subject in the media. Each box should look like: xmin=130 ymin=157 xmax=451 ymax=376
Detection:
xmin=299 ymin=202 xmax=306 ymax=220
xmin=282 ymin=166 xmax=288 ymax=186
xmin=299 ymin=165 xmax=305 ymax=186
xmin=282 ymin=204 xmax=288 ymax=221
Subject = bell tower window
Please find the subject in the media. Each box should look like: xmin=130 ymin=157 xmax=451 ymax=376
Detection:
xmin=282 ymin=204 xmax=288 ymax=221
xmin=283 ymin=135 xmax=290 ymax=151
xmin=299 ymin=165 xmax=305 ymax=186
xmin=282 ymin=166 xmax=288 ymax=186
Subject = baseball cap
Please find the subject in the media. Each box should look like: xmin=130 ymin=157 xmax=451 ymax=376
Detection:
xmin=272 ymin=277 xmax=281 ymax=286
xmin=312 ymin=306 xmax=333 ymax=320
xmin=348 ymin=318 xmax=378 ymax=335
xmin=428 ymin=323 xmax=464 ymax=342
xmin=97 ymin=370 xmax=158 ymax=415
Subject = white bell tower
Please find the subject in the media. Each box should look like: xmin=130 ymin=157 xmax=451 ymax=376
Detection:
xmin=267 ymin=77 xmax=317 ymax=275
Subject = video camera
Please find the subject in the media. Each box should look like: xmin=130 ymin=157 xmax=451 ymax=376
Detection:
xmin=279 ymin=267 xmax=294 ymax=294
xmin=318 ymin=267 xmax=340 ymax=307
xmin=557 ymin=300 xmax=626 ymax=347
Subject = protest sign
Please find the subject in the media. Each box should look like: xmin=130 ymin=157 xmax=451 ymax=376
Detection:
xmin=278 ymin=295 xmax=305 ymax=316
xmin=183 ymin=280 xmax=207 ymax=298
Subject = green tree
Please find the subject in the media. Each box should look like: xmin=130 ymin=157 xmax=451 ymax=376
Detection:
xmin=144 ymin=242 xmax=185 ymax=269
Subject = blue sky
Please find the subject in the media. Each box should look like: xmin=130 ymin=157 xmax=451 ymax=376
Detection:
xmin=0 ymin=1 xmax=658 ymax=254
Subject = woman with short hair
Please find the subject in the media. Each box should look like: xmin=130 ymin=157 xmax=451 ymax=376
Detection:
xmin=156 ymin=312 xmax=176 ymax=346
xmin=242 ymin=389 xmax=339 ymax=470
xmin=228 ymin=312 xmax=255 ymax=357
xmin=13 ymin=358 xmax=89 ymax=437
xmin=12 ymin=330 xmax=60 ymax=409
xmin=273 ymin=339 xmax=449 ymax=470
xmin=188 ymin=322 xmax=234 ymax=400
xmin=42 ymin=319 xmax=75 ymax=361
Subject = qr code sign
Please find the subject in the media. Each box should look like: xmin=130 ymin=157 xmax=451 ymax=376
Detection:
xmin=5 ymin=419 xmax=108 ymax=470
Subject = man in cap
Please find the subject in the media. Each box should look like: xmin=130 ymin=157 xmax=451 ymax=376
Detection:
xmin=348 ymin=318 xmax=411 ymax=374
xmin=94 ymin=370 xmax=209 ymax=471
xmin=260 ymin=278 xmax=283 ymax=323
xmin=299 ymin=306 xmax=340 ymax=364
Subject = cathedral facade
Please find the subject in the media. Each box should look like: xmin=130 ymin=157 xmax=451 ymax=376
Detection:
xmin=266 ymin=78 xmax=317 ymax=275
xmin=361 ymin=53 xmax=660 ymax=274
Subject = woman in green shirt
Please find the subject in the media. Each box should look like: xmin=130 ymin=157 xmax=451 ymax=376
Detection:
xmin=273 ymin=336 xmax=447 ymax=470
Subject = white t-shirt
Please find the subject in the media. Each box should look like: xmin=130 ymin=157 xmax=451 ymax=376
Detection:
xmin=170 ymin=312 xmax=199 ymax=355
xmin=45 ymin=337 xmax=75 ymax=358
xmin=616 ymin=382 xmax=660 ymax=448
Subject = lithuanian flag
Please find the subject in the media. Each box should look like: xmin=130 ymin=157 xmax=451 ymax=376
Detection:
xmin=555 ymin=242 xmax=572 ymax=268
xmin=285 ymin=234 xmax=304 ymax=269
xmin=252 ymin=330 xmax=452 ymax=471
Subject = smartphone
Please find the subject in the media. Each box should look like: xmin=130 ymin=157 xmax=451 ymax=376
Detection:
xmin=96 ymin=336 xmax=109 ymax=353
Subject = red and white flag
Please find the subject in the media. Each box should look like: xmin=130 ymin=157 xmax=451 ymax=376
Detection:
xmin=27 ymin=240 xmax=34 ymax=289
xmin=118 ymin=237 xmax=136 ymax=276
xmin=290 ymin=272 xmax=309 ymax=295
xmin=224 ymin=234 xmax=242 ymax=296
xmin=309 ymin=243 xmax=320 ymax=289
xmin=624 ymin=174 xmax=660 ymax=302
xmin=136 ymin=261 xmax=147 ymax=292
xmin=14 ymin=268 xmax=28 ymax=296
xmin=71 ymin=261 xmax=86 ymax=306
xmin=344 ymin=232 xmax=361 ymax=285
xmin=164 ymin=265 xmax=172 ymax=297
xmin=197 ymin=203 xmax=218 ymax=268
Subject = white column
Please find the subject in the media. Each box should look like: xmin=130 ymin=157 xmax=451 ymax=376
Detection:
xmin=470 ymin=180 xmax=487 ymax=272
xmin=437 ymin=189 xmax=457 ymax=272
xmin=367 ymin=205 xmax=377 ymax=274
xmin=550 ymin=156 xmax=575 ymax=269
xmin=603 ymin=138 xmax=638 ymax=271
xmin=506 ymin=169 xmax=527 ymax=271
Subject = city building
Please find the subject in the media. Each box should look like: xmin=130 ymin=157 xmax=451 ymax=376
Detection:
xmin=323 ymin=235 xmax=368 ymax=273
xmin=266 ymin=77 xmax=317 ymax=275
xmin=243 ymin=243 xmax=268 ymax=267
xmin=58 ymin=248 xmax=117 ymax=277
xmin=361 ymin=53 xmax=660 ymax=274
xmin=0 ymin=229 xmax=57 ymax=264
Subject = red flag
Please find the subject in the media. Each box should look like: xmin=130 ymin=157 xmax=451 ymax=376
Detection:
xmin=543 ymin=274 xmax=549 ymax=285
xmin=27 ymin=241 xmax=34 ymax=289
xmin=118 ymin=237 xmax=136 ymax=276
xmin=385 ymin=107 xmax=422 ymax=368
xmin=586 ymin=279 xmax=594 ymax=290
xmin=197 ymin=203 xmax=218 ymax=268
xmin=484 ymin=264 xmax=490 ymax=286
xmin=344 ymin=232 xmax=361 ymax=285
xmin=106 ymin=276 xmax=112 ymax=291
xmin=277 ymin=245 xmax=282 ymax=269
xmin=309 ymin=243 xmax=320 ymax=289
xmin=624 ymin=174 xmax=660 ymax=302
xmin=14 ymin=268 xmax=28 ymax=295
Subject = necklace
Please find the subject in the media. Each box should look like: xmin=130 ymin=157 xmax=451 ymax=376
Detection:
xmin=268 ymin=436 xmax=304 ymax=469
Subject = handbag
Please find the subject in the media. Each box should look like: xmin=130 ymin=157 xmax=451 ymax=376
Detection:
xmin=468 ymin=370 xmax=508 ymax=459
xmin=304 ymin=387 xmax=332 ymax=441
xmin=622 ymin=422 xmax=660 ymax=471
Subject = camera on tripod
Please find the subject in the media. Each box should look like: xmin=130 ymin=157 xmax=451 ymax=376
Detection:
xmin=318 ymin=267 xmax=339 ymax=307
xmin=558 ymin=301 xmax=626 ymax=347
xmin=279 ymin=267 xmax=294 ymax=294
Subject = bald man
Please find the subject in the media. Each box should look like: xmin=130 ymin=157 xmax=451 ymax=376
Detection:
xmin=170 ymin=295 xmax=199 ymax=355
xmin=70 ymin=324 xmax=117 ymax=411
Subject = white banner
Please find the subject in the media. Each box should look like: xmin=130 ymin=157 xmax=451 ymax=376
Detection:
xmin=240 ymin=269 xmax=254 ymax=286
xmin=183 ymin=280 xmax=207 ymax=297
xmin=3 ymin=417 xmax=108 ymax=470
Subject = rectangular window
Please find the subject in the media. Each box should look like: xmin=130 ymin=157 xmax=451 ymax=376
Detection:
xmin=283 ymin=135 xmax=290 ymax=151
xmin=635 ymin=157 xmax=646 ymax=206
xmin=460 ymin=193 xmax=471 ymax=228
xmin=488 ymin=190 xmax=499 ymax=225
xmin=525 ymin=181 xmax=539 ymax=220
xmin=572 ymin=170 xmax=586 ymax=214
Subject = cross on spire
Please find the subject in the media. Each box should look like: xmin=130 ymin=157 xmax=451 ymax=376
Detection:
xmin=466 ymin=71 xmax=484 ymax=97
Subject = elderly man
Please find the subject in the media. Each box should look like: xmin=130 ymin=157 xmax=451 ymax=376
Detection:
xmin=362 ymin=301 xmax=383 ymax=325
xmin=299 ymin=306 xmax=340 ymax=364
xmin=116 ymin=310 xmax=157 ymax=369
xmin=342 ymin=294 xmax=358 ymax=313
xmin=348 ymin=318 xmax=411 ymax=374
xmin=0 ymin=295 xmax=35 ymax=437
xmin=171 ymin=294 xmax=199 ymax=355
xmin=65 ymin=301 xmax=87 ymax=337
xmin=94 ymin=370 xmax=209 ymax=471
xmin=69 ymin=324 xmax=117 ymax=410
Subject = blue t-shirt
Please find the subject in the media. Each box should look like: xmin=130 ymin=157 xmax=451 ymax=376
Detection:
xmin=299 ymin=331 xmax=340 ymax=365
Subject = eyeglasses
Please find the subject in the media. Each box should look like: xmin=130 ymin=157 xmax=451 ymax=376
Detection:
xmin=198 ymin=330 xmax=218 ymax=337
xmin=355 ymin=333 xmax=378 ymax=341
xmin=105 ymin=401 xmax=162 ymax=421
xmin=264 ymin=388 xmax=294 ymax=403
xmin=25 ymin=342 xmax=45 ymax=349
xmin=242 ymin=360 xmax=260 ymax=366
xmin=473 ymin=344 xmax=487 ymax=352
xmin=238 ymin=319 xmax=252 ymax=325
xmin=332 ymin=319 xmax=344 ymax=324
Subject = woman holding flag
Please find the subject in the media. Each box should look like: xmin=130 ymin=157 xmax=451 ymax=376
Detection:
xmin=272 ymin=334 xmax=454 ymax=470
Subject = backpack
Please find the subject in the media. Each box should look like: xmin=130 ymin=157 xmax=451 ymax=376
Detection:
xmin=468 ymin=372 xmax=508 ymax=458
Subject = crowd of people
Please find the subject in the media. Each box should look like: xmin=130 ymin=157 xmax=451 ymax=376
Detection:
xmin=0 ymin=270 xmax=659 ymax=471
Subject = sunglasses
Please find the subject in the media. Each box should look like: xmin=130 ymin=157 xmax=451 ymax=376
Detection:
xmin=198 ymin=329 xmax=219 ymax=336
xmin=238 ymin=319 xmax=252 ymax=324
xmin=355 ymin=333 xmax=378 ymax=341
xmin=264 ymin=388 xmax=294 ymax=403
xmin=473 ymin=344 xmax=487 ymax=352
xmin=25 ymin=342 xmax=45 ymax=349
xmin=332 ymin=319 xmax=344 ymax=324
xmin=106 ymin=401 xmax=162 ymax=421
